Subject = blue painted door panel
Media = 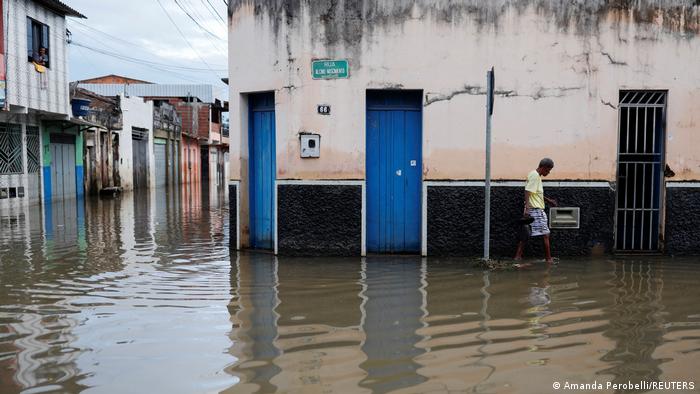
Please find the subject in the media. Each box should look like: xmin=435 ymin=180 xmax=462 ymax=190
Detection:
xmin=367 ymin=91 xmax=422 ymax=253
xmin=249 ymin=93 xmax=276 ymax=249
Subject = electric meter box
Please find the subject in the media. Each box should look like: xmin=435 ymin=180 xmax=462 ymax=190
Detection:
xmin=300 ymin=134 xmax=320 ymax=158
xmin=549 ymin=207 xmax=580 ymax=229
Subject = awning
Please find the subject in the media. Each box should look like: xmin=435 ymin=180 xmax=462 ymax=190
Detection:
xmin=43 ymin=117 xmax=107 ymax=131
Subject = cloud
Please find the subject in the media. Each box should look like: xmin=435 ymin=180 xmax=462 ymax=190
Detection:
xmin=66 ymin=0 xmax=229 ymax=94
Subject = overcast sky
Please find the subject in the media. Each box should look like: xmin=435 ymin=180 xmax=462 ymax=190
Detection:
xmin=66 ymin=0 xmax=228 ymax=99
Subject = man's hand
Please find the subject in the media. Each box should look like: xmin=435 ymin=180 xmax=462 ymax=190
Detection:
xmin=546 ymin=197 xmax=558 ymax=207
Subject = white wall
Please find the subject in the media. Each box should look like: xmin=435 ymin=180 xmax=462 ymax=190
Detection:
xmin=229 ymin=2 xmax=700 ymax=182
xmin=0 ymin=114 xmax=42 ymax=210
xmin=118 ymin=94 xmax=154 ymax=191
xmin=4 ymin=0 xmax=70 ymax=116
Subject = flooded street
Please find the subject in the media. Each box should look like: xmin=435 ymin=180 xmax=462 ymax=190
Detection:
xmin=1 ymin=189 xmax=700 ymax=393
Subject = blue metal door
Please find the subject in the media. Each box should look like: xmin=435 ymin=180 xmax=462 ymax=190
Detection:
xmin=249 ymin=92 xmax=276 ymax=249
xmin=366 ymin=91 xmax=422 ymax=253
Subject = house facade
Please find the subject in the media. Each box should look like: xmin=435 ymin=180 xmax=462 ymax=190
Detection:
xmin=117 ymin=94 xmax=155 ymax=191
xmin=78 ymin=80 xmax=229 ymax=188
xmin=0 ymin=0 xmax=84 ymax=213
xmin=227 ymin=0 xmax=700 ymax=256
xmin=69 ymin=87 xmax=122 ymax=195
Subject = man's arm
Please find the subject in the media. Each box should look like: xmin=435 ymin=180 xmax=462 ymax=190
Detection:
xmin=523 ymin=190 xmax=531 ymax=215
xmin=544 ymin=196 xmax=558 ymax=206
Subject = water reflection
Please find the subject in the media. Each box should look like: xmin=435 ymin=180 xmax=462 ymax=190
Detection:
xmin=227 ymin=253 xmax=281 ymax=393
xmin=0 ymin=183 xmax=231 ymax=393
xmin=360 ymin=258 xmax=427 ymax=393
xmin=601 ymin=261 xmax=665 ymax=385
xmin=227 ymin=259 xmax=700 ymax=393
xmin=2 ymin=190 xmax=700 ymax=393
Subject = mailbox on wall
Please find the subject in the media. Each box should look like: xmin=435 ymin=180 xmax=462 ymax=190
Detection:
xmin=300 ymin=134 xmax=320 ymax=158
xmin=549 ymin=207 xmax=580 ymax=229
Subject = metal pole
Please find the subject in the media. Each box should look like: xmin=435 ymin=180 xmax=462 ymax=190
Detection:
xmin=484 ymin=69 xmax=493 ymax=261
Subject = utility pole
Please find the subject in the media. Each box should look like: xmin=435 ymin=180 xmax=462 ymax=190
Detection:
xmin=484 ymin=67 xmax=495 ymax=261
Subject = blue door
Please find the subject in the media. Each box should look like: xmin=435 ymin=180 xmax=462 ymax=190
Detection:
xmin=249 ymin=92 xmax=276 ymax=249
xmin=366 ymin=90 xmax=422 ymax=253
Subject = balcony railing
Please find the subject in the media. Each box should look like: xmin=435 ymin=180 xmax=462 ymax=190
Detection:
xmin=85 ymin=108 xmax=122 ymax=130
xmin=153 ymin=105 xmax=182 ymax=134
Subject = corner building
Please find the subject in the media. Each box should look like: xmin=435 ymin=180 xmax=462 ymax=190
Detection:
xmin=227 ymin=0 xmax=700 ymax=256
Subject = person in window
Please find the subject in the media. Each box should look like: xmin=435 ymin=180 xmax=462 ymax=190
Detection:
xmin=32 ymin=47 xmax=48 ymax=66
xmin=32 ymin=47 xmax=48 ymax=89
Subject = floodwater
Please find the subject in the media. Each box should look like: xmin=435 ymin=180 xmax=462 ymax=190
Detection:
xmin=1 ymin=187 xmax=700 ymax=393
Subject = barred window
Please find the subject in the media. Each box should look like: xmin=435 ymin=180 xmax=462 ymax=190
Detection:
xmin=26 ymin=126 xmax=41 ymax=173
xmin=0 ymin=123 xmax=23 ymax=174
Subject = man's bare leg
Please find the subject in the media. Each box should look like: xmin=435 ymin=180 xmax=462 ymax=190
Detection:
xmin=543 ymin=235 xmax=553 ymax=263
xmin=514 ymin=241 xmax=526 ymax=260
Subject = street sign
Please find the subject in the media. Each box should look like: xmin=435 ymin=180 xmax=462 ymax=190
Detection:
xmin=488 ymin=67 xmax=495 ymax=115
xmin=312 ymin=60 xmax=349 ymax=79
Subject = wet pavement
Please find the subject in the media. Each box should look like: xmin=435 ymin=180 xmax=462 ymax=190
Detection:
xmin=1 ymin=187 xmax=700 ymax=393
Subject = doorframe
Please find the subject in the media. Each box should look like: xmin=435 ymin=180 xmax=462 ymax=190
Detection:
xmin=131 ymin=127 xmax=150 ymax=189
xmin=229 ymin=179 xmax=241 ymax=250
xmin=613 ymin=89 xmax=668 ymax=253
xmin=247 ymin=91 xmax=276 ymax=250
xmin=48 ymin=132 xmax=77 ymax=200
xmin=364 ymin=89 xmax=424 ymax=254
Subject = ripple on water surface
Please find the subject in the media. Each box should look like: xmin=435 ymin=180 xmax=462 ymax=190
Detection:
xmin=2 ymin=192 xmax=700 ymax=393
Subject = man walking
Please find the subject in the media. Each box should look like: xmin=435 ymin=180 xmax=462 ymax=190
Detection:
xmin=514 ymin=158 xmax=557 ymax=263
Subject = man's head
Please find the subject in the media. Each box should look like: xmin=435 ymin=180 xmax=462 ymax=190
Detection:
xmin=38 ymin=47 xmax=46 ymax=55
xmin=537 ymin=157 xmax=554 ymax=176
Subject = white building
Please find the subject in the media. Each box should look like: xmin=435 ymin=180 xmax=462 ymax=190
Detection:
xmin=118 ymin=94 xmax=155 ymax=191
xmin=228 ymin=0 xmax=700 ymax=256
xmin=78 ymin=81 xmax=230 ymax=189
xmin=1 ymin=0 xmax=84 ymax=212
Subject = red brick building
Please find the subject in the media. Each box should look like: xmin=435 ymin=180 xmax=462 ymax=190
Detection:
xmin=79 ymin=75 xmax=152 ymax=85
xmin=77 ymin=76 xmax=228 ymax=187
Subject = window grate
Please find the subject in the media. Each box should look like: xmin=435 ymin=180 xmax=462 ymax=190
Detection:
xmin=619 ymin=90 xmax=666 ymax=106
xmin=26 ymin=126 xmax=40 ymax=173
xmin=131 ymin=127 xmax=149 ymax=141
xmin=0 ymin=123 xmax=23 ymax=174
xmin=615 ymin=90 xmax=666 ymax=251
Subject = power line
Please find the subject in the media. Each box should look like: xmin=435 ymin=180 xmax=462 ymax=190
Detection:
xmin=74 ymin=47 xmax=212 ymax=85
xmin=75 ymin=45 xmax=102 ymax=76
xmin=175 ymin=0 xmax=226 ymax=55
xmin=173 ymin=0 xmax=225 ymax=42
xmin=181 ymin=0 xmax=209 ymax=26
xmin=193 ymin=0 xmax=226 ymax=27
xmin=200 ymin=0 xmax=226 ymax=27
xmin=156 ymin=0 xmax=223 ymax=81
xmin=71 ymin=41 xmax=227 ymax=72
xmin=69 ymin=30 xmax=227 ymax=85
xmin=69 ymin=21 xmax=227 ymax=70
xmin=70 ymin=41 xmax=225 ymax=85
xmin=70 ymin=19 xmax=145 ymax=49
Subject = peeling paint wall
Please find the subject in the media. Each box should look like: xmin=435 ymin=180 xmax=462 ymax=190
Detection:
xmin=228 ymin=0 xmax=700 ymax=181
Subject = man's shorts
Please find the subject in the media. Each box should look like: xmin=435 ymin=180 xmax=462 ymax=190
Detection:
xmin=528 ymin=208 xmax=550 ymax=236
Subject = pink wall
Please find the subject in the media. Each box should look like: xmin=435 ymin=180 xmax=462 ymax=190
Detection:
xmin=180 ymin=135 xmax=200 ymax=185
